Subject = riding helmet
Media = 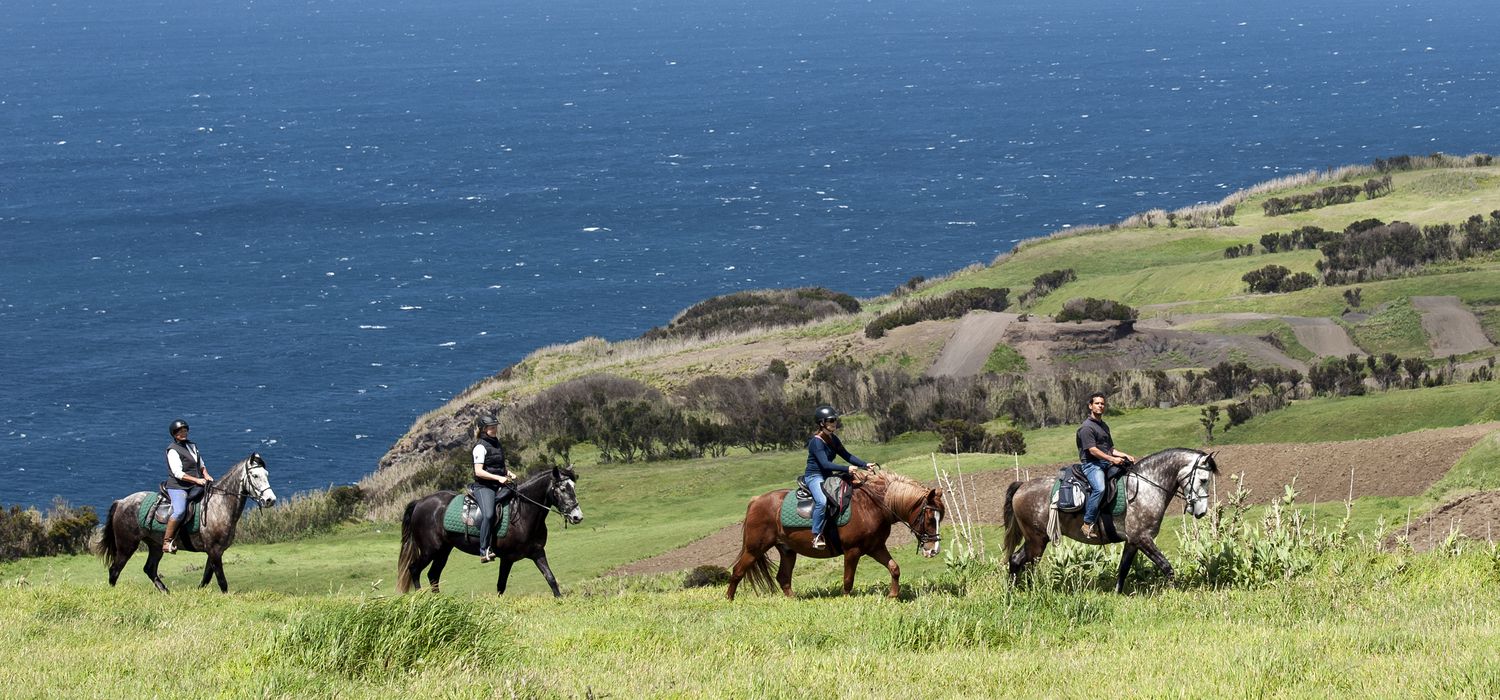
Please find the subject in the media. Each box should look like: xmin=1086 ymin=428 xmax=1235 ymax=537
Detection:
xmin=476 ymin=415 xmax=499 ymax=429
xmin=813 ymin=404 xmax=841 ymax=425
xmin=168 ymin=419 xmax=190 ymax=437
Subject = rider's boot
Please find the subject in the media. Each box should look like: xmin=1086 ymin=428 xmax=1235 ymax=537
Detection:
xmin=811 ymin=533 xmax=827 ymax=550
xmin=1080 ymin=522 xmax=1097 ymax=540
xmin=162 ymin=518 xmax=180 ymax=554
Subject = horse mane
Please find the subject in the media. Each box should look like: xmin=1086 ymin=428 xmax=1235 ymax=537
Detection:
xmin=864 ymin=471 xmax=929 ymax=514
xmin=1137 ymin=447 xmax=1217 ymax=473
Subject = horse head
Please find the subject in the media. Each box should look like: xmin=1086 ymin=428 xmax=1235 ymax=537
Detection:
xmin=548 ymin=465 xmax=583 ymax=525
xmin=912 ymin=487 xmax=945 ymax=558
xmin=244 ymin=452 xmax=278 ymax=507
xmin=1180 ymin=450 xmax=1218 ymax=519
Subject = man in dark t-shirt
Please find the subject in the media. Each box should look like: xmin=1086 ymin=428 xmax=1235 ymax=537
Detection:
xmin=1075 ymin=392 xmax=1135 ymax=539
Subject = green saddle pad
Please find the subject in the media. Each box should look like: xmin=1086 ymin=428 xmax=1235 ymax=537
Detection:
xmin=1050 ymin=475 xmax=1128 ymax=517
xmin=137 ymin=493 xmax=203 ymax=534
xmin=443 ymin=494 xmax=512 ymax=540
xmin=779 ymin=491 xmax=853 ymax=529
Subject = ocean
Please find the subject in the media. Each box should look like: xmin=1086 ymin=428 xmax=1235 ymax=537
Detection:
xmin=3 ymin=0 xmax=1498 ymax=510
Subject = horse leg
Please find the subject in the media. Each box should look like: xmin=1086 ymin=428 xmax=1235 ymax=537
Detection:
xmin=144 ymin=545 xmax=169 ymax=594
xmin=213 ymin=549 xmax=229 ymax=593
xmin=108 ymin=533 xmax=134 ymax=587
xmin=427 ymin=546 xmax=452 ymax=594
xmin=841 ymin=548 xmax=862 ymax=595
xmin=726 ymin=548 xmax=758 ymax=601
xmin=496 ymin=558 xmax=516 ymax=596
xmin=868 ymin=545 xmax=900 ymax=599
xmin=1115 ymin=544 xmax=1139 ymax=594
xmin=1138 ymin=538 xmax=1175 ymax=583
xmin=532 ymin=552 xmax=562 ymax=598
xmin=1009 ymin=532 xmax=1049 ymax=581
xmin=199 ymin=546 xmax=220 ymax=589
xmin=774 ymin=545 xmax=797 ymax=598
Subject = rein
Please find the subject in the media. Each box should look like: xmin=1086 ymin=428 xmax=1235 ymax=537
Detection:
xmin=504 ymin=475 xmax=572 ymax=521
xmin=203 ymin=458 xmax=268 ymax=505
xmin=1124 ymin=455 xmax=1208 ymax=510
xmin=857 ymin=469 xmax=941 ymax=547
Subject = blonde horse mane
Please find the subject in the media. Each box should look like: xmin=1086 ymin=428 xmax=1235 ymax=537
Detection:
xmin=862 ymin=471 xmax=930 ymax=516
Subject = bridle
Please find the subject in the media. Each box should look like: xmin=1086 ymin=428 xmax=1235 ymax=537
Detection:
xmin=504 ymin=473 xmax=578 ymax=521
xmin=1126 ymin=453 xmax=1212 ymax=513
xmin=906 ymin=497 xmax=943 ymax=548
xmin=204 ymin=456 xmax=274 ymax=505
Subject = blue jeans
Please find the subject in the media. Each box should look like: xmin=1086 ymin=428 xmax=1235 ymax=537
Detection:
xmin=1081 ymin=461 xmax=1108 ymax=525
xmin=806 ymin=474 xmax=828 ymax=536
xmin=167 ymin=489 xmax=188 ymax=520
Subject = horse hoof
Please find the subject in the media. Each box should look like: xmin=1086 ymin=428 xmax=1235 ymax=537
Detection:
xmin=153 ymin=580 xmax=170 ymax=594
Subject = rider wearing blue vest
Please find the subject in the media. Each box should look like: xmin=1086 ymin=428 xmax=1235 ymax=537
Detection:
xmin=471 ymin=415 xmax=513 ymax=563
xmin=1076 ymin=393 xmax=1134 ymax=540
xmin=803 ymin=405 xmax=876 ymax=550
xmin=163 ymin=419 xmax=214 ymax=554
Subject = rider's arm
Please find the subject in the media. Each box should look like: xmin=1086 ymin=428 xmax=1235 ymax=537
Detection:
xmin=166 ymin=449 xmax=204 ymax=484
xmin=472 ymin=444 xmax=510 ymax=483
xmin=1087 ymin=446 xmax=1121 ymax=464
xmin=199 ymin=454 xmax=212 ymax=482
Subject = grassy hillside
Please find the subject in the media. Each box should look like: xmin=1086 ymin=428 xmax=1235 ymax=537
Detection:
xmin=8 ymin=158 xmax=1500 ymax=697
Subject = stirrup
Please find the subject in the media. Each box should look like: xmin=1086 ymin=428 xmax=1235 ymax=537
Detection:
xmin=162 ymin=539 xmax=177 ymax=554
xmin=1080 ymin=522 xmax=1097 ymax=540
xmin=811 ymin=534 xmax=827 ymax=550
xmin=479 ymin=549 xmax=495 ymax=563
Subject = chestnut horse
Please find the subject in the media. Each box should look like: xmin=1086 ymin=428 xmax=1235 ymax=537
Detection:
xmin=727 ymin=470 xmax=944 ymax=600
xmin=1003 ymin=448 xmax=1218 ymax=593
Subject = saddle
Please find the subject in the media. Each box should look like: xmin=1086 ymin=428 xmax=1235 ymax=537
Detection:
xmin=794 ymin=475 xmax=852 ymax=522
xmin=139 ymin=483 xmax=205 ymax=534
xmin=442 ymin=489 xmax=515 ymax=540
xmin=1050 ymin=463 xmax=1129 ymax=543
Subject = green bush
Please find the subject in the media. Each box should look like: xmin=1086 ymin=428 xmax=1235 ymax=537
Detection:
xmin=1053 ymin=297 xmax=1138 ymax=323
xmin=643 ymin=287 xmax=860 ymax=340
xmin=238 ymin=485 xmax=367 ymax=544
xmin=0 ymin=500 xmax=98 ymax=562
xmin=865 ymin=287 xmax=1010 ymax=339
xmin=682 ymin=564 xmax=730 ymax=589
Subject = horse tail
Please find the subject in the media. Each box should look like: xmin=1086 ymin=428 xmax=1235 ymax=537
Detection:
xmin=1002 ymin=481 xmax=1024 ymax=559
xmin=743 ymin=549 xmax=776 ymax=593
xmin=396 ymin=499 xmax=419 ymax=594
xmin=97 ymin=500 xmax=120 ymax=563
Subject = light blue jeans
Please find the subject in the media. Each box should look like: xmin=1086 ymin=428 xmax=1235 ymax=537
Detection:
xmin=1081 ymin=461 xmax=1108 ymax=525
xmin=806 ymin=474 xmax=829 ymax=536
xmin=167 ymin=488 xmax=188 ymax=520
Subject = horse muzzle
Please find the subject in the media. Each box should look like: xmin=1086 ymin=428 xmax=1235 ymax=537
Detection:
xmin=565 ymin=507 xmax=583 ymax=525
xmin=920 ymin=540 xmax=940 ymax=558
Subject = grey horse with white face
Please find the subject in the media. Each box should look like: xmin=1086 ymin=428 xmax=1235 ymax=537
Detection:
xmin=1003 ymin=448 xmax=1218 ymax=593
xmin=99 ymin=453 xmax=277 ymax=593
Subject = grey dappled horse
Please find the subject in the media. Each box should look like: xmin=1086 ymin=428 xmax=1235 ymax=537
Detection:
xmin=99 ymin=453 xmax=278 ymax=593
xmin=1003 ymin=448 xmax=1218 ymax=593
xmin=397 ymin=466 xmax=583 ymax=597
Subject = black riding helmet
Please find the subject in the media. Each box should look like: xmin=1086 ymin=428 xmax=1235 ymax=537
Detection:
xmin=814 ymin=404 xmax=841 ymax=426
xmin=476 ymin=415 xmax=499 ymax=429
xmin=169 ymin=419 xmax=189 ymax=437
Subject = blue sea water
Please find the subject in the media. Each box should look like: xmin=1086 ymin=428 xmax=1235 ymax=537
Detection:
xmin=3 ymin=0 xmax=1498 ymax=510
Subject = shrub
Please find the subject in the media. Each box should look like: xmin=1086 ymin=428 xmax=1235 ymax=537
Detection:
xmin=865 ymin=287 xmax=1010 ymax=339
xmin=238 ymin=485 xmax=366 ymax=544
xmin=0 ymin=500 xmax=98 ymax=561
xmin=642 ymin=287 xmax=859 ymax=340
xmin=1053 ymin=298 xmax=1137 ymax=323
xmin=1016 ymin=269 xmax=1076 ymax=307
xmin=682 ymin=564 xmax=731 ymax=589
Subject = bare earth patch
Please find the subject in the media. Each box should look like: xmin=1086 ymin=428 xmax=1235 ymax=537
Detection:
xmin=1412 ymin=296 xmax=1494 ymax=357
xmin=925 ymin=311 xmax=1019 ymax=377
xmin=1389 ymin=490 xmax=1500 ymax=552
xmin=611 ymin=423 xmax=1499 ymax=575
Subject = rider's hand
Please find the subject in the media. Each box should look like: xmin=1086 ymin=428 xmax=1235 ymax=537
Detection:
xmin=204 ymin=475 xmax=214 ymax=483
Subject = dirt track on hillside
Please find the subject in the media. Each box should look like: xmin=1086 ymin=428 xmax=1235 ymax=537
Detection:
xmin=926 ymin=311 xmax=1019 ymax=377
xmin=611 ymin=423 xmax=1499 ymax=575
xmin=1412 ymin=296 xmax=1493 ymax=357
xmin=1281 ymin=316 xmax=1362 ymax=357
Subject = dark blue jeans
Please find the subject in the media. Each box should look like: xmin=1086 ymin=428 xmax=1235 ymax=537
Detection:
xmin=1082 ymin=460 xmax=1109 ymax=525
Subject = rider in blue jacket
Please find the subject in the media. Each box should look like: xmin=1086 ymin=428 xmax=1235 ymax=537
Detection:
xmin=803 ymin=405 xmax=875 ymax=549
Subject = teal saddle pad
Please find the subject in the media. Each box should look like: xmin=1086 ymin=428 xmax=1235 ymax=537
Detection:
xmin=1050 ymin=474 xmax=1128 ymax=517
xmin=137 ymin=493 xmax=202 ymax=534
xmin=779 ymin=491 xmax=853 ymax=529
xmin=443 ymin=494 xmax=512 ymax=539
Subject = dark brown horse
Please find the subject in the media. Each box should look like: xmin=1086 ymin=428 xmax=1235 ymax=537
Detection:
xmin=1003 ymin=448 xmax=1218 ymax=593
xmin=99 ymin=453 xmax=278 ymax=593
xmin=727 ymin=471 xmax=944 ymax=600
xmin=397 ymin=466 xmax=582 ymax=597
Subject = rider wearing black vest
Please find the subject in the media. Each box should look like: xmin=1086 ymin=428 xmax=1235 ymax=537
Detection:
xmin=471 ymin=416 xmax=513 ymax=563
xmin=163 ymin=419 xmax=213 ymax=553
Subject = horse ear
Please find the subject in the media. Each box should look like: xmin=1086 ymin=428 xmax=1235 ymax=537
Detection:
xmin=552 ymin=465 xmax=561 ymax=478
